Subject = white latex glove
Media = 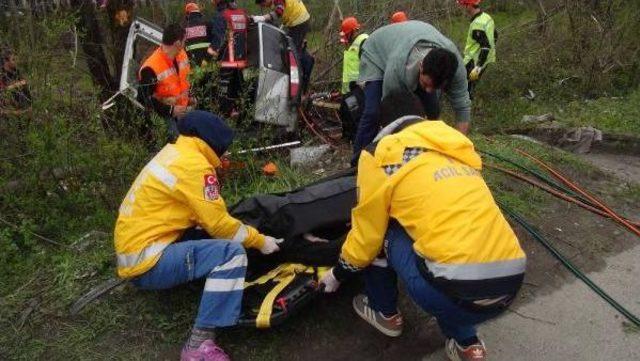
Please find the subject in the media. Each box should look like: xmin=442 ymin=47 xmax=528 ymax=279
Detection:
xmin=469 ymin=66 xmax=482 ymax=82
xmin=252 ymin=15 xmax=267 ymax=23
xmin=260 ymin=236 xmax=283 ymax=255
xmin=319 ymin=268 xmax=340 ymax=293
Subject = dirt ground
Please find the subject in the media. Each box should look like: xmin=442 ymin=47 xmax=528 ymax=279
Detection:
xmin=581 ymin=152 xmax=640 ymax=184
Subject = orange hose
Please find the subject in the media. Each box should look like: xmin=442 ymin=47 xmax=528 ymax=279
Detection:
xmin=514 ymin=149 xmax=640 ymax=238
xmin=485 ymin=163 xmax=640 ymax=228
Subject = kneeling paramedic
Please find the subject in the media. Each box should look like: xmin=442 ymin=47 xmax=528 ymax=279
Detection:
xmin=114 ymin=111 xmax=283 ymax=361
xmin=320 ymin=119 xmax=526 ymax=361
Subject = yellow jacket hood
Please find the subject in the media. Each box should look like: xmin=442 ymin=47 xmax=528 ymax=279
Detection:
xmin=384 ymin=120 xmax=482 ymax=170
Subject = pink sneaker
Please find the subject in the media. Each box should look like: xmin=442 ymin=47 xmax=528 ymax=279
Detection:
xmin=181 ymin=340 xmax=230 ymax=361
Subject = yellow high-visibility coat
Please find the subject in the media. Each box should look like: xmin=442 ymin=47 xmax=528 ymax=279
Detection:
xmin=114 ymin=136 xmax=265 ymax=279
xmin=341 ymin=121 xmax=525 ymax=286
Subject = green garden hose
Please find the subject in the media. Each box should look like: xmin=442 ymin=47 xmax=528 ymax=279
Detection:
xmin=499 ymin=201 xmax=640 ymax=328
xmin=480 ymin=149 xmax=597 ymax=208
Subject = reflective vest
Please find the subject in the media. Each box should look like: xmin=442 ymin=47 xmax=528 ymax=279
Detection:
xmin=341 ymin=33 xmax=368 ymax=94
xmin=220 ymin=8 xmax=249 ymax=69
xmin=114 ymin=136 xmax=266 ymax=279
xmin=282 ymin=0 xmax=310 ymax=28
xmin=184 ymin=12 xmax=210 ymax=65
xmin=463 ymin=12 xmax=496 ymax=66
xmin=341 ymin=120 xmax=526 ymax=298
xmin=139 ymin=47 xmax=191 ymax=106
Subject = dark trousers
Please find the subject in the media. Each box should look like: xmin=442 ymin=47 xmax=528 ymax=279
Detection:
xmin=287 ymin=20 xmax=313 ymax=94
xmin=287 ymin=20 xmax=310 ymax=55
xmin=218 ymin=68 xmax=243 ymax=114
xmin=465 ymin=61 xmax=485 ymax=100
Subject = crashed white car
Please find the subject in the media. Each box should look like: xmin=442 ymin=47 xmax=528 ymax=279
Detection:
xmin=117 ymin=17 xmax=300 ymax=131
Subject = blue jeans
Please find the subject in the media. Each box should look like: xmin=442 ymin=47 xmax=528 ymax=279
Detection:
xmin=132 ymin=239 xmax=246 ymax=328
xmin=364 ymin=223 xmax=500 ymax=343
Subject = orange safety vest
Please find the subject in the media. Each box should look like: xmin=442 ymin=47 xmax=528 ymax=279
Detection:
xmin=139 ymin=47 xmax=191 ymax=106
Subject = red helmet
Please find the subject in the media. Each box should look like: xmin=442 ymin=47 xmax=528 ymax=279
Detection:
xmin=340 ymin=17 xmax=361 ymax=44
xmin=457 ymin=0 xmax=481 ymax=6
xmin=185 ymin=2 xmax=200 ymax=13
xmin=390 ymin=11 xmax=408 ymax=23
xmin=341 ymin=17 xmax=361 ymax=36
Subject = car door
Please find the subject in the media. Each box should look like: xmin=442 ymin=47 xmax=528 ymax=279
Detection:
xmin=253 ymin=23 xmax=299 ymax=131
xmin=119 ymin=18 xmax=163 ymax=108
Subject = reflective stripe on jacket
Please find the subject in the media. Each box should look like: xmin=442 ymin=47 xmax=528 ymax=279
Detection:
xmin=138 ymin=48 xmax=191 ymax=106
xmin=220 ymin=8 xmax=249 ymax=68
xmin=341 ymin=33 xmax=368 ymax=94
xmin=114 ymin=136 xmax=265 ymax=279
xmin=184 ymin=12 xmax=210 ymax=53
xmin=281 ymin=0 xmax=310 ymax=28
xmin=463 ymin=12 xmax=496 ymax=66
xmin=340 ymin=120 xmax=526 ymax=295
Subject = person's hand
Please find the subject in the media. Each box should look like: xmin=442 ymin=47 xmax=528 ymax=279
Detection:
xmin=260 ymin=236 xmax=283 ymax=255
xmin=251 ymin=15 xmax=267 ymax=23
xmin=172 ymin=105 xmax=188 ymax=119
xmin=207 ymin=47 xmax=218 ymax=58
xmin=469 ymin=66 xmax=482 ymax=82
xmin=455 ymin=121 xmax=470 ymax=135
xmin=319 ymin=268 xmax=340 ymax=293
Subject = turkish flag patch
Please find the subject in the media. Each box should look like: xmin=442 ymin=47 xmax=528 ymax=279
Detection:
xmin=203 ymin=174 xmax=220 ymax=201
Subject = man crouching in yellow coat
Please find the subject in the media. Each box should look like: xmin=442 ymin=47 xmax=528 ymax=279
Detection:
xmin=320 ymin=117 xmax=526 ymax=361
xmin=114 ymin=111 xmax=282 ymax=361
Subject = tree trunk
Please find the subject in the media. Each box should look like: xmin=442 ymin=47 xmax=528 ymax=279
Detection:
xmin=71 ymin=0 xmax=115 ymax=97
xmin=7 ymin=0 xmax=21 ymax=44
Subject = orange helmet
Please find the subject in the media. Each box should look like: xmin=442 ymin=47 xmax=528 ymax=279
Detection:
xmin=185 ymin=2 xmax=200 ymax=13
xmin=390 ymin=11 xmax=408 ymax=23
xmin=340 ymin=17 xmax=361 ymax=44
xmin=457 ymin=0 xmax=481 ymax=6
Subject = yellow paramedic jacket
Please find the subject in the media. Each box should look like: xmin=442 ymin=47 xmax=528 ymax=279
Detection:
xmin=114 ymin=136 xmax=265 ymax=279
xmin=281 ymin=0 xmax=310 ymax=28
xmin=337 ymin=120 xmax=526 ymax=296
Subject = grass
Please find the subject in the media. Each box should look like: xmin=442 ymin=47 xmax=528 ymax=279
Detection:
xmin=2 ymin=3 xmax=640 ymax=360
xmin=474 ymin=87 xmax=640 ymax=135
xmin=622 ymin=321 xmax=640 ymax=335
xmin=0 ymin=148 xmax=321 ymax=360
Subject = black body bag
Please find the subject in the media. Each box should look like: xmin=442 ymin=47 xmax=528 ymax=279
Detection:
xmin=229 ymin=169 xmax=357 ymax=328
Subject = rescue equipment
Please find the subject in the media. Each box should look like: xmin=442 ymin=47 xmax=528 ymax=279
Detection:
xmin=230 ymin=170 xmax=356 ymax=327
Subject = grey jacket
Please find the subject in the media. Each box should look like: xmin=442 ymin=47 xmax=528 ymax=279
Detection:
xmin=359 ymin=21 xmax=471 ymax=123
